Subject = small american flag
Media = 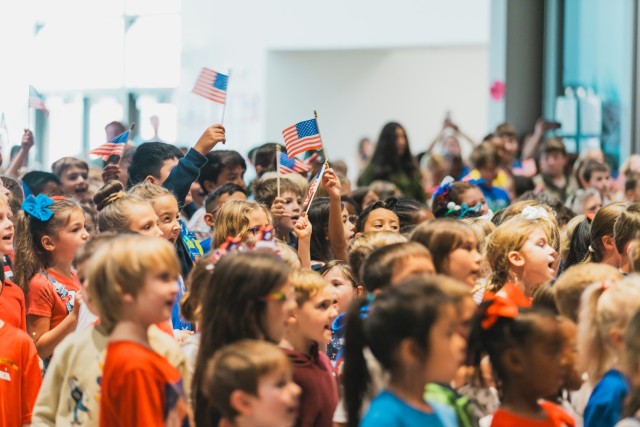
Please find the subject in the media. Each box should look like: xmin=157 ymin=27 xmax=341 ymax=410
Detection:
xmin=303 ymin=163 xmax=326 ymax=209
xmin=192 ymin=68 xmax=228 ymax=104
xmin=279 ymin=152 xmax=312 ymax=174
xmin=29 ymin=86 xmax=49 ymax=116
xmin=282 ymin=118 xmax=323 ymax=159
xmin=88 ymin=130 xmax=129 ymax=160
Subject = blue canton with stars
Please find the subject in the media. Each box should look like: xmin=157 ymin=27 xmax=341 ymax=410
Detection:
xmin=295 ymin=119 xmax=319 ymax=138
xmin=212 ymin=73 xmax=229 ymax=91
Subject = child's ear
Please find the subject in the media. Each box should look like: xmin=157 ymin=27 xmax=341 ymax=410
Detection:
xmin=609 ymin=326 xmax=625 ymax=350
xmin=355 ymin=285 xmax=365 ymax=297
xmin=229 ymin=390 xmax=255 ymax=416
xmin=501 ymin=347 xmax=526 ymax=374
xmin=507 ymin=250 xmax=525 ymax=268
xmin=121 ymin=293 xmax=136 ymax=304
xmin=204 ymin=213 xmax=215 ymax=228
xmin=41 ymin=235 xmax=55 ymax=252
xmin=145 ymin=175 xmax=159 ymax=185
xmin=602 ymin=235 xmax=617 ymax=253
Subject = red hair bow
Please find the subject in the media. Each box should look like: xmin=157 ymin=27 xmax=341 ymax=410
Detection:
xmin=481 ymin=295 xmax=519 ymax=330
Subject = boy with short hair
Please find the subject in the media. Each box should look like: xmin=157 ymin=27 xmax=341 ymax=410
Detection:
xmin=532 ymin=138 xmax=578 ymax=203
xmin=467 ymin=143 xmax=510 ymax=213
xmin=582 ymin=159 xmax=612 ymax=203
xmin=198 ymin=183 xmax=248 ymax=252
xmin=280 ymin=269 xmax=339 ymax=427
xmin=253 ymin=177 xmax=304 ymax=245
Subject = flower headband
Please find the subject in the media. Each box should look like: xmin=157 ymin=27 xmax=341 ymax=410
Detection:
xmin=446 ymin=201 xmax=481 ymax=219
xmin=207 ymin=225 xmax=280 ymax=271
xmin=520 ymin=206 xmax=549 ymax=220
xmin=22 ymin=194 xmax=55 ymax=222
xmin=432 ymin=176 xmax=455 ymax=201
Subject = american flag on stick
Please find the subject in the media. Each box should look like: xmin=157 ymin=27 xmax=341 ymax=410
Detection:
xmin=303 ymin=162 xmax=326 ymax=212
xmin=282 ymin=118 xmax=323 ymax=159
xmin=192 ymin=68 xmax=229 ymax=104
xmin=278 ymin=152 xmax=312 ymax=175
xmin=88 ymin=130 xmax=129 ymax=160
xmin=29 ymin=86 xmax=49 ymax=116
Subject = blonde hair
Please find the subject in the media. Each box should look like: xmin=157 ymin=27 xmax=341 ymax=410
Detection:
xmin=94 ymin=181 xmax=152 ymax=233
xmin=275 ymin=241 xmax=301 ymax=269
xmin=462 ymin=218 xmax=496 ymax=254
xmin=630 ymin=239 xmax=640 ymax=273
xmin=87 ymin=234 xmax=180 ymax=333
xmin=486 ymin=215 xmax=559 ymax=292
xmin=212 ymin=200 xmax=271 ymax=248
xmin=553 ymin=263 xmax=622 ymax=322
xmin=289 ymin=268 xmax=329 ymax=306
xmin=14 ymin=198 xmax=83 ymax=292
xmin=578 ymin=276 xmax=640 ymax=383
xmin=127 ymin=181 xmax=174 ymax=203
xmin=347 ymin=231 xmax=407 ymax=283
xmin=203 ymin=340 xmax=292 ymax=421
xmin=180 ymin=256 xmax=213 ymax=323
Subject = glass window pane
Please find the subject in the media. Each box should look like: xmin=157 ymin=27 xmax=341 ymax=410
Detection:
xmin=125 ymin=15 xmax=181 ymax=88
xmin=126 ymin=0 xmax=180 ymax=15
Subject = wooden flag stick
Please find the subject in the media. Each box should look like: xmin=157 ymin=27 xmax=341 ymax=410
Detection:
xmin=220 ymin=69 xmax=231 ymax=127
xmin=276 ymin=144 xmax=281 ymax=198
xmin=313 ymin=110 xmax=328 ymax=165
xmin=304 ymin=162 xmax=326 ymax=215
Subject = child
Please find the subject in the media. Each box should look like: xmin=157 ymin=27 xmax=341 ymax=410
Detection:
xmin=14 ymin=194 xmax=89 ymax=359
xmin=280 ymin=269 xmax=339 ymax=427
xmin=51 ymin=157 xmax=90 ymax=203
xmin=410 ymin=219 xmax=482 ymax=287
xmin=197 ymin=183 xmax=247 ymax=250
xmin=211 ymin=200 xmax=271 ymax=248
xmin=432 ymin=179 xmax=489 ymax=219
xmin=583 ymin=202 xmax=627 ymax=267
xmin=33 ymin=233 xmax=189 ymax=426
xmin=253 ymin=176 xmax=304 ymax=244
xmin=308 ymin=196 xmax=356 ymax=264
xmin=22 ymin=171 xmax=63 ymax=197
xmin=485 ymin=212 xmax=559 ymax=298
xmin=532 ymin=138 xmax=577 ymax=203
xmin=581 ymin=159 xmax=612 ymax=203
xmin=202 ymin=340 xmax=301 ymax=427
xmin=616 ymin=309 xmax=640 ymax=426
xmin=624 ymin=173 xmax=640 ymax=203
xmin=356 ymin=198 xmax=400 ymax=234
xmin=89 ymin=234 xmax=190 ymax=426
xmin=565 ymin=188 xmax=602 ymax=215
xmin=468 ymin=299 xmax=573 ymax=426
xmin=614 ymin=203 xmax=640 ymax=273
xmin=344 ymin=278 xmax=464 ymax=427
xmin=93 ymin=181 xmax=164 ymax=237
xmin=467 ymin=143 xmax=510 ymax=213
xmin=579 ymin=278 xmax=640 ymax=427
xmin=0 ymin=195 xmax=26 ymax=331
xmin=361 ymin=242 xmax=435 ymax=293
xmin=347 ymin=231 xmax=407 ymax=284
xmin=0 ymin=260 xmax=42 ymax=427
xmin=193 ymin=251 xmax=294 ymax=427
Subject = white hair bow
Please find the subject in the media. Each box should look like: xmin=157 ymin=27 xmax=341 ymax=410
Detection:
xmin=520 ymin=206 xmax=548 ymax=220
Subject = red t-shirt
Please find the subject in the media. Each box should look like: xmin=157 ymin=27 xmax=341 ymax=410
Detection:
xmin=0 ymin=279 xmax=27 ymax=330
xmin=26 ymin=270 xmax=80 ymax=329
xmin=100 ymin=341 xmax=189 ymax=427
xmin=491 ymin=401 xmax=575 ymax=427
xmin=0 ymin=322 xmax=42 ymax=426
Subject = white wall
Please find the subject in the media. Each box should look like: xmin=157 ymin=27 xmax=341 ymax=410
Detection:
xmin=264 ymin=47 xmax=488 ymax=177
xmin=178 ymin=0 xmax=491 ymax=170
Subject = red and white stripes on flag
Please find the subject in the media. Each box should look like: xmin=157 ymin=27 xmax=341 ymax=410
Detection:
xmin=302 ymin=163 xmax=326 ymax=210
xmin=89 ymin=130 xmax=129 ymax=161
xmin=282 ymin=118 xmax=323 ymax=159
xmin=29 ymin=86 xmax=49 ymax=116
xmin=192 ymin=68 xmax=229 ymax=104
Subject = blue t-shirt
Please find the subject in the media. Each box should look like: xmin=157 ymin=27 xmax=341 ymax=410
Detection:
xmin=477 ymin=181 xmax=510 ymax=213
xmin=584 ymin=369 xmax=629 ymax=427
xmin=360 ymin=389 xmax=457 ymax=427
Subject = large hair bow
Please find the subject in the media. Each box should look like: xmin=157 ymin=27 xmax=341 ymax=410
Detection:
xmin=22 ymin=194 xmax=54 ymax=222
xmin=481 ymin=295 xmax=519 ymax=330
xmin=521 ymin=206 xmax=549 ymax=220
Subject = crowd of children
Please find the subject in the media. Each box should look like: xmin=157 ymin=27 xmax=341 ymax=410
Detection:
xmin=3 ymin=116 xmax=640 ymax=427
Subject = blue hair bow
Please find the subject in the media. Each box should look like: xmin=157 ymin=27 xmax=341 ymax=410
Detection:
xmin=22 ymin=194 xmax=54 ymax=222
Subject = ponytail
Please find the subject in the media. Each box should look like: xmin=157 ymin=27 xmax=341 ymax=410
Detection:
xmin=343 ymin=297 xmax=371 ymax=427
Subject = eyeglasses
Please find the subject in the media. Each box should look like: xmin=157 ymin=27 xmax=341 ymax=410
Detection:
xmin=261 ymin=291 xmax=294 ymax=302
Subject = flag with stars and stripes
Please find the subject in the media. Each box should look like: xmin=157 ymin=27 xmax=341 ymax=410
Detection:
xmin=282 ymin=118 xmax=323 ymax=159
xmin=29 ymin=86 xmax=49 ymax=116
xmin=88 ymin=130 xmax=129 ymax=160
xmin=192 ymin=68 xmax=228 ymax=104
xmin=278 ymin=152 xmax=312 ymax=174
xmin=302 ymin=163 xmax=326 ymax=209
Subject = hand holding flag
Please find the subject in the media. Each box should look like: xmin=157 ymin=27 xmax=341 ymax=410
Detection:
xmin=303 ymin=162 xmax=327 ymax=213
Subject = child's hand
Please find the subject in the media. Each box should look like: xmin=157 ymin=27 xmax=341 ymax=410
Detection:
xmin=321 ymin=167 xmax=341 ymax=200
xmin=194 ymin=124 xmax=226 ymax=155
xmin=271 ymin=197 xmax=289 ymax=219
xmin=71 ymin=291 xmax=83 ymax=318
xmin=102 ymin=163 xmax=121 ymax=183
xmin=294 ymin=213 xmax=312 ymax=240
xmin=22 ymin=129 xmax=35 ymax=150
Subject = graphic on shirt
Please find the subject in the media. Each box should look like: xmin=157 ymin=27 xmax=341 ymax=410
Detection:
xmin=0 ymin=357 xmax=18 ymax=382
xmin=69 ymin=377 xmax=91 ymax=424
